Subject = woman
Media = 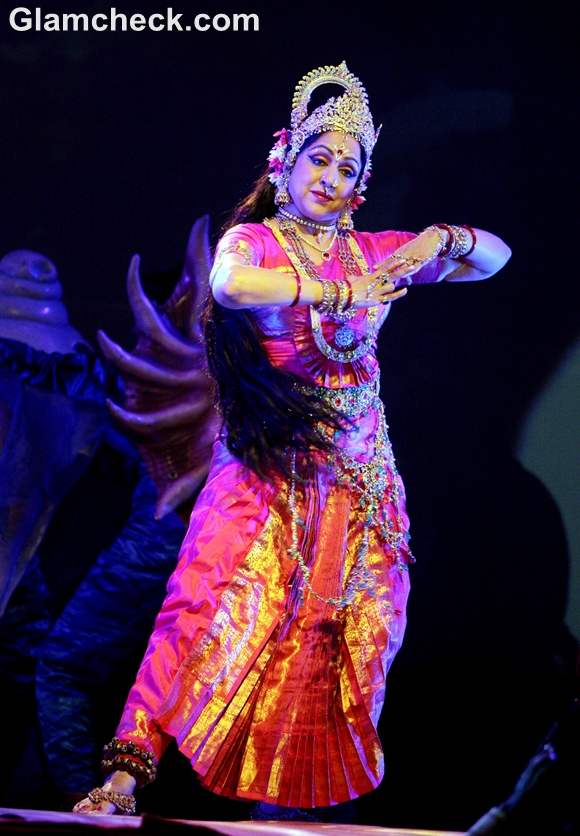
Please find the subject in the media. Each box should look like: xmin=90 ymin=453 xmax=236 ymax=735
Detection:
xmin=73 ymin=61 xmax=511 ymax=817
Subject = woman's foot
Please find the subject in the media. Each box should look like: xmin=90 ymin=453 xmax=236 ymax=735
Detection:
xmin=72 ymin=795 xmax=117 ymax=815
xmin=72 ymin=785 xmax=136 ymax=815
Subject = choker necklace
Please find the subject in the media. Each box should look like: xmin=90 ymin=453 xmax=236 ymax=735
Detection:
xmin=276 ymin=207 xmax=336 ymax=234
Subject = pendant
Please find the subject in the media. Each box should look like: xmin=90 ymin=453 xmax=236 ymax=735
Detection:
xmin=335 ymin=325 xmax=355 ymax=348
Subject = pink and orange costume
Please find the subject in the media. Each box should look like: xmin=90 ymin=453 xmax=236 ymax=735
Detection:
xmin=113 ymin=220 xmax=447 ymax=808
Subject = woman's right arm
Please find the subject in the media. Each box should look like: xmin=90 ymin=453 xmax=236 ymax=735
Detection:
xmin=210 ymin=253 xmax=406 ymax=310
xmin=210 ymin=253 xmax=323 ymax=309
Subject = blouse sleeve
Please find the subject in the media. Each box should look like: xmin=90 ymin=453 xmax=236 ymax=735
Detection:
xmin=371 ymin=229 xmax=450 ymax=285
xmin=213 ymin=223 xmax=265 ymax=270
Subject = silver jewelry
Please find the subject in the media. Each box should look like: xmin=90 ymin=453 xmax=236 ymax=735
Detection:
xmin=423 ymin=225 xmax=472 ymax=259
xmin=448 ymin=225 xmax=471 ymax=257
xmin=264 ymin=216 xmax=383 ymax=364
xmin=423 ymin=225 xmax=448 ymax=256
xmin=286 ymin=374 xmax=415 ymax=610
xmin=293 ymin=226 xmax=338 ymax=258
xmin=277 ymin=207 xmax=336 ymax=233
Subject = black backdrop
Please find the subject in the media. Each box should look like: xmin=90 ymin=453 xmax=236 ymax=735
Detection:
xmin=1 ymin=3 xmax=578 ymax=831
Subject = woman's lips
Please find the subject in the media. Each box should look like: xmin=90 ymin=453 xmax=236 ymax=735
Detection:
xmin=311 ymin=190 xmax=332 ymax=203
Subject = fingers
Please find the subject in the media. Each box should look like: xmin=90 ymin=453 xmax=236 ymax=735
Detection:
xmin=381 ymin=287 xmax=408 ymax=305
xmin=372 ymin=255 xmax=421 ymax=282
xmin=367 ymin=270 xmax=409 ymax=297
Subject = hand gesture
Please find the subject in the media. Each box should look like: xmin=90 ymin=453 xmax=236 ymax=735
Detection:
xmin=373 ymin=228 xmax=444 ymax=288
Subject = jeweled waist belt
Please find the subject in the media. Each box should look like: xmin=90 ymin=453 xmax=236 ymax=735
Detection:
xmin=293 ymin=374 xmax=381 ymax=418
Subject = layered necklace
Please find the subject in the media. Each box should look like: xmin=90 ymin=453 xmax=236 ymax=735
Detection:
xmin=265 ymin=214 xmax=380 ymax=363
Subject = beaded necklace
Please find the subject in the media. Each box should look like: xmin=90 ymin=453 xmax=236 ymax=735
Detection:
xmin=276 ymin=206 xmax=336 ymax=237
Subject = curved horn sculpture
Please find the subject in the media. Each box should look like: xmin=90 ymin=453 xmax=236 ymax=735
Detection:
xmin=98 ymin=215 xmax=221 ymax=519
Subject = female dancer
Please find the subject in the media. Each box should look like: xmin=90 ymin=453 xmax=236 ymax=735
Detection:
xmin=73 ymin=61 xmax=511 ymax=816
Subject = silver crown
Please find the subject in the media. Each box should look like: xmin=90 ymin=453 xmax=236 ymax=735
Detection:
xmin=267 ymin=62 xmax=381 ymax=200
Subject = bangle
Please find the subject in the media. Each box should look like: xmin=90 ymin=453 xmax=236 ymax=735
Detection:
xmin=316 ymin=280 xmax=334 ymax=314
xmin=342 ymin=277 xmax=354 ymax=310
xmin=433 ymin=223 xmax=454 ymax=257
xmin=336 ymin=280 xmax=349 ymax=314
xmin=432 ymin=224 xmax=474 ymax=259
xmin=461 ymin=225 xmax=476 ymax=256
xmin=289 ymin=273 xmax=301 ymax=306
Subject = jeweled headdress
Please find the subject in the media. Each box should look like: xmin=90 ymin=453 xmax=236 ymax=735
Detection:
xmin=268 ymin=61 xmax=382 ymax=204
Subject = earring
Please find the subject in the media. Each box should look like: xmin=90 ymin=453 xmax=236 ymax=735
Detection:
xmin=274 ymin=184 xmax=290 ymax=206
xmin=337 ymin=200 xmax=354 ymax=231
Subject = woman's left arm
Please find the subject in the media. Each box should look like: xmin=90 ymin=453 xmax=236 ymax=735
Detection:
xmin=442 ymin=227 xmax=512 ymax=282
xmin=381 ymin=226 xmax=512 ymax=286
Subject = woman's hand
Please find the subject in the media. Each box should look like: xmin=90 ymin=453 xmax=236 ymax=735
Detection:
xmin=373 ymin=228 xmax=445 ymax=288
xmin=349 ymin=271 xmax=409 ymax=308
xmin=347 ymin=229 xmax=445 ymax=309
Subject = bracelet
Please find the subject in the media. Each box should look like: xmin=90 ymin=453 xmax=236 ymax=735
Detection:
xmin=289 ymin=273 xmax=301 ymax=306
xmin=432 ymin=223 xmax=454 ymax=257
xmin=336 ymin=280 xmax=349 ymax=315
xmin=331 ymin=281 xmax=340 ymax=313
xmin=315 ymin=279 xmax=330 ymax=313
xmin=87 ymin=787 xmax=136 ymax=816
xmin=461 ymin=225 xmax=477 ymax=256
xmin=432 ymin=224 xmax=475 ymax=259
xmin=342 ymin=277 xmax=354 ymax=310
xmin=422 ymin=225 xmax=448 ymax=257
xmin=317 ymin=279 xmax=339 ymax=315
xmin=448 ymin=225 xmax=468 ymax=258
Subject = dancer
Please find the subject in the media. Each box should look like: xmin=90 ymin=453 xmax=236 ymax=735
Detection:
xmin=73 ymin=61 xmax=511 ymax=817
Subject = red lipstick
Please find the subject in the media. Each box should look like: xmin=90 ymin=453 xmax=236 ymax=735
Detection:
xmin=311 ymin=190 xmax=332 ymax=203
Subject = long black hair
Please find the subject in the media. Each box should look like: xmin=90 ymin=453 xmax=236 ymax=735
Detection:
xmin=201 ymin=134 xmax=367 ymax=484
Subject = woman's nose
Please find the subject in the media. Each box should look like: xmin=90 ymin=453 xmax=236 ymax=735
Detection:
xmin=321 ymin=168 xmax=339 ymax=189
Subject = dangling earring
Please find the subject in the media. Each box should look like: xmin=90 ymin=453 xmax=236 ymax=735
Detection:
xmin=274 ymin=183 xmax=290 ymax=206
xmin=337 ymin=200 xmax=354 ymax=231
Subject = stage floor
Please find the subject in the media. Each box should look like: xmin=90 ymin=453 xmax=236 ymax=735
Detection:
xmin=0 ymin=808 xmax=465 ymax=835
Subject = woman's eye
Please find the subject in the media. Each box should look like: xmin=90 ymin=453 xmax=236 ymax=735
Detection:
xmin=310 ymin=156 xmax=326 ymax=166
xmin=341 ymin=169 xmax=356 ymax=178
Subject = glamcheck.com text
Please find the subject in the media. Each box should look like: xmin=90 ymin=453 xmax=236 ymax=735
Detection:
xmin=8 ymin=7 xmax=260 ymax=32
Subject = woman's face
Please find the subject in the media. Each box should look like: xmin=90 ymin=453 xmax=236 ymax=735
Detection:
xmin=286 ymin=131 xmax=362 ymax=223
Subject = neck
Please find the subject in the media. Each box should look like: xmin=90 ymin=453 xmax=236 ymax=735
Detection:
xmin=277 ymin=205 xmax=337 ymax=232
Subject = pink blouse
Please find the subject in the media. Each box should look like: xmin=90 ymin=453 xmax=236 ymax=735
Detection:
xmin=214 ymin=221 xmax=447 ymax=389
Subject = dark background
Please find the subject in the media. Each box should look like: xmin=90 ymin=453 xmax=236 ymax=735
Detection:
xmin=1 ymin=3 xmax=578 ymax=831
